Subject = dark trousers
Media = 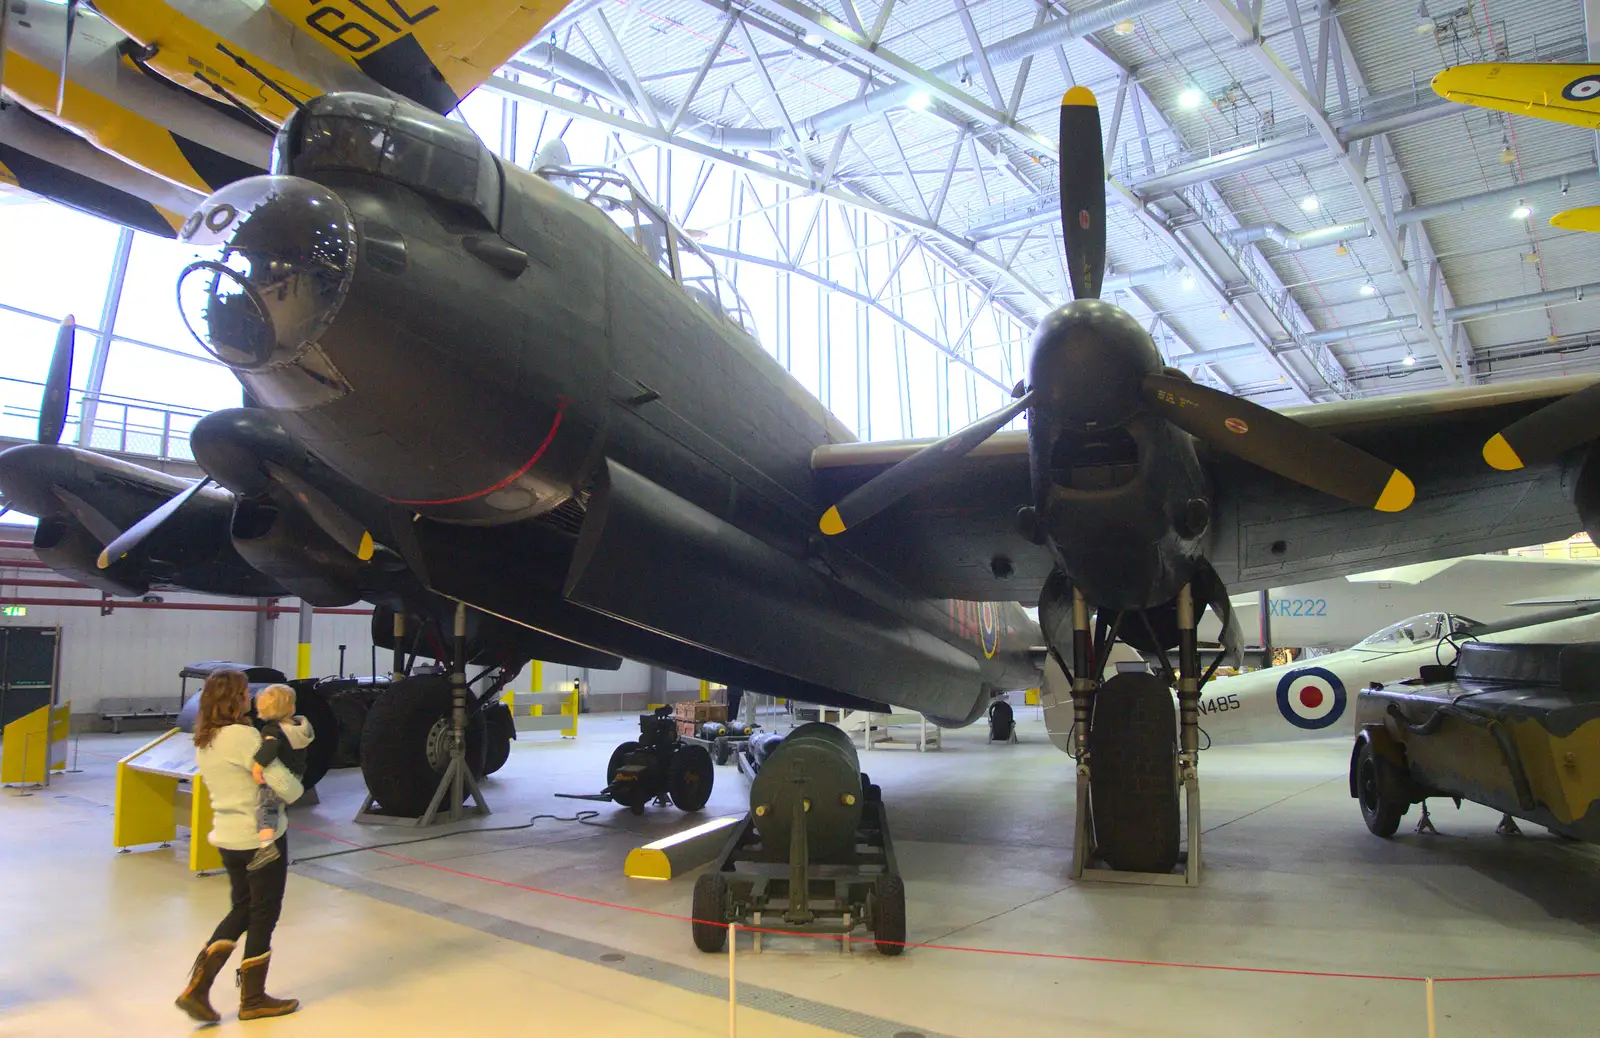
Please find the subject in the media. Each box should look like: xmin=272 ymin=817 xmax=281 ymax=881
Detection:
xmin=210 ymin=834 xmax=288 ymax=958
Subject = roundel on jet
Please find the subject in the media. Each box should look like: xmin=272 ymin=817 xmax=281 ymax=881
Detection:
xmin=1276 ymin=667 xmax=1347 ymax=730
xmin=1563 ymin=74 xmax=1600 ymax=102
xmin=980 ymin=601 xmax=1000 ymax=659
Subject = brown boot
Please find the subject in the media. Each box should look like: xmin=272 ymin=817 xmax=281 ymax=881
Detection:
xmin=174 ymin=939 xmax=235 ymax=1022
xmin=237 ymin=950 xmax=299 ymax=1020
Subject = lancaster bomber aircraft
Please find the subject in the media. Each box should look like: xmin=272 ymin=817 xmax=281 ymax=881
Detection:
xmin=11 ymin=41 xmax=1600 ymax=876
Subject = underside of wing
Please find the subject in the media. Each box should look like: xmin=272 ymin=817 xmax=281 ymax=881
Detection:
xmin=269 ymin=0 xmax=570 ymax=113
xmin=812 ymin=430 xmax=1050 ymax=602
xmin=1432 ymin=63 xmax=1600 ymax=130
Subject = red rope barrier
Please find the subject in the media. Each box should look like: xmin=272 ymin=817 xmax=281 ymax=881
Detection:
xmin=287 ymin=822 xmax=1598 ymax=986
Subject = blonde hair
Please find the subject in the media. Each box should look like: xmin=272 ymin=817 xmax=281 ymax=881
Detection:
xmin=255 ymin=683 xmax=296 ymax=722
xmin=194 ymin=671 xmax=250 ymax=749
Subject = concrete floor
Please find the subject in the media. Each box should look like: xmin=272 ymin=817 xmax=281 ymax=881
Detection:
xmin=3 ymin=709 xmax=1599 ymax=1037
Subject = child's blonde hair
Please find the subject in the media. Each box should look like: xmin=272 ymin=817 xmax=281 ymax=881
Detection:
xmin=255 ymin=683 xmax=296 ymax=722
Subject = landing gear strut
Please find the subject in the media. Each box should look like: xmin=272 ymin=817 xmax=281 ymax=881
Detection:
xmin=1068 ymin=584 xmax=1204 ymax=886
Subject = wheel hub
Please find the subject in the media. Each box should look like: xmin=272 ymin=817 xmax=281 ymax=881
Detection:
xmin=425 ymin=717 xmax=455 ymax=773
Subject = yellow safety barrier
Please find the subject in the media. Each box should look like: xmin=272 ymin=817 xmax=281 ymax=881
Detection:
xmin=503 ymin=673 xmax=580 ymax=738
xmin=1 ymin=700 xmax=70 ymax=785
xmin=624 ymin=816 xmax=743 ymax=880
xmin=113 ymin=728 xmax=221 ymax=872
xmin=1024 ymin=689 xmax=1041 ymax=706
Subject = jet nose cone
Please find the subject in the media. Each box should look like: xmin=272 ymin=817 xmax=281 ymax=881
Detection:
xmin=177 ymin=176 xmax=357 ymax=371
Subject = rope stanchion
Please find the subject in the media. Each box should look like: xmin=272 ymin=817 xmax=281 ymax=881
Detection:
xmin=728 ymin=922 xmax=737 ymax=1038
xmin=1426 ymin=977 xmax=1436 ymax=1038
xmin=286 ymin=821 xmax=1600 ymax=992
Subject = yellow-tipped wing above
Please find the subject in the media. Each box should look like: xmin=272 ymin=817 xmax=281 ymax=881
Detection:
xmin=1432 ymin=63 xmax=1600 ymax=130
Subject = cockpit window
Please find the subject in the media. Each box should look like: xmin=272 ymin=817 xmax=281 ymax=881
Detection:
xmin=1356 ymin=612 xmax=1443 ymax=648
xmin=542 ymin=168 xmax=759 ymax=341
xmin=277 ymin=94 xmax=501 ymax=230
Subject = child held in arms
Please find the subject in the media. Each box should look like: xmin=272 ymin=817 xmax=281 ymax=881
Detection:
xmin=249 ymin=684 xmax=314 ymax=871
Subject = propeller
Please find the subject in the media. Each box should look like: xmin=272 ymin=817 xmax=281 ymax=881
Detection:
xmin=263 ymin=462 xmax=374 ymax=561
xmin=1058 ymin=86 xmax=1106 ymax=302
xmin=1481 ymin=383 xmax=1600 ymax=471
xmin=55 ymin=0 xmax=81 ymax=116
xmin=97 ymin=477 xmax=214 ymax=569
xmin=1142 ymin=373 xmax=1414 ymax=512
xmin=38 ymin=315 xmax=75 ymax=446
xmin=820 ymin=385 xmax=1032 ymax=535
xmin=816 ymin=87 xmax=1415 ymax=537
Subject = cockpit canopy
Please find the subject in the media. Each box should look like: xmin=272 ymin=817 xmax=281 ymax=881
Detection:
xmin=540 ymin=167 xmax=760 ymax=342
xmin=1354 ymin=612 xmax=1479 ymax=648
xmin=272 ymin=93 xmax=502 ymax=230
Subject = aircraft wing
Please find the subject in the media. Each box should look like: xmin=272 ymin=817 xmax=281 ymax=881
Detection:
xmin=812 ymin=376 xmax=1600 ymax=603
xmin=1432 ymin=63 xmax=1600 ymax=130
xmin=266 ymin=0 xmax=570 ymax=113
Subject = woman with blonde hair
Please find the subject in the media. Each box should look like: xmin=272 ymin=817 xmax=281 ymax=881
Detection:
xmin=174 ymin=669 xmax=306 ymax=1022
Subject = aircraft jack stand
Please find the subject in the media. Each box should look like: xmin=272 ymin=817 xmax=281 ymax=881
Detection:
xmin=1066 ymin=584 xmax=1204 ymax=887
xmin=355 ymin=603 xmax=491 ymax=828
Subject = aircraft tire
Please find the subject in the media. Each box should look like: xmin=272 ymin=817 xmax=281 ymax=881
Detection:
xmin=669 ymin=744 xmax=715 ymax=811
xmin=691 ymin=872 xmax=730 ymax=952
xmin=873 ymin=874 xmax=907 ymax=956
xmin=483 ymin=702 xmax=514 ymax=776
xmin=359 ymin=675 xmax=487 ymax=818
xmin=1355 ymin=740 xmax=1406 ymax=837
xmin=1088 ymin=672 xmax=1180 ymax=874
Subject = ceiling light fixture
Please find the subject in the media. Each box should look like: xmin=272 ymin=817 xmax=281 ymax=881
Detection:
xmin=1113 ymin=18 xmax=1135 ymax=34
xmin=1300 ymin=194 xmax=1319 ymax=212
xmin=1415 ymin=1 xmax=1436 ymax=34
xmin=1178 ymin=87 xmax=1205 ymax=110
xmin=907 ymin=91 xmax=934 ymax=111
xmin=1500 ymin=145 xmax=1517 ymax=164
xmin=803 ymin=31 xmax=825 ymax=46
xmin=1181 ymin=271 xmax=1197 ymax=291
xmin=1511 ymin=200 xmax=1533 ymax=220
xmin=1402 ymin=353 xmax=1417 ymax=367
xmin=1359 ymin=281 xmax=1377 ymax=296
xmin=1335 ymin=242 xmax=1349 ymax=256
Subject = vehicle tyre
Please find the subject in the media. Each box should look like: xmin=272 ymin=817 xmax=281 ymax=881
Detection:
xmin=607 ymin=740 xmax=640 ymax=787
xmin=692 ymin=872 xmax=730 ymax=952
xmin=712 ymin=737 xmax=732 ymax=766
xmin=286 ymin=680 xmax=339 ymax=791
xmin=483 ymin=702 xmax=514 ymax=776
xmin=1088 ymin=672 xmax=1180 ymax=874
xmin=669 ymin=744 xmax=715 ymax=811
xmin=873 ymin=874 xmax=907 ymax=956
xmin=358 ymin=674 xmax=486 ymax=818
xmin=1356 ymin=739 xmax=1407 ymax=837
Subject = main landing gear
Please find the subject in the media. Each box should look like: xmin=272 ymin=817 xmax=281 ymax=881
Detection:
xmin=1064 ymin=584 xmax=1207 ymax=886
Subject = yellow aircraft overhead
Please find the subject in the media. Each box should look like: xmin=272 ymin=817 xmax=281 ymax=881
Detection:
xmin=1552 ymin=206 xmax=1600 ymax=233
xmin=1431 ymin=63 xmax=1600 ymax=131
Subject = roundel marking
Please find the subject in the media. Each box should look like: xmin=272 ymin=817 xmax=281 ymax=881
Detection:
xmin=1224 ymin=417 xmax=1249 ymax=435
xmin=1563 ymin=74 xmax=1600 ymax=102
xmin=980 ymin=601 xmax=1000 ymax=659
xmin=1078 ymin=209 xmax=1091 ymax=230
xmin=1275 ymin=666 xmax=1346 ymax=730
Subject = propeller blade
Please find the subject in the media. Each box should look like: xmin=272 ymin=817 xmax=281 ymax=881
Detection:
xmin=51 ymin=486 xmax=121 ymax=545
xmin=55 ymin=0 xmax=78 ymax=116
xmin=38 ymin=315 xmax=75 ymax=446
xmin=386 ymin=505 xmax=431 ymax=587
xmin=1058 ymin=87 xmax=1106 ymax=302
xmin=820 ymin=391 xmax=1033 ymax=535
xmin=97 ymin=477 xmax=213 ymax=569
xmin=1482 ymin=381 xmax=1600 ymax=471
xmin=263 ymin=462 xmax=374 ymax=561
xmin=1143 ymin=373 xmax=1414 ymax=513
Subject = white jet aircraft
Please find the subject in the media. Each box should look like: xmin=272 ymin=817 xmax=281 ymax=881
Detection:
xmin=1042 ymin=607 xmax=1600 ymax=750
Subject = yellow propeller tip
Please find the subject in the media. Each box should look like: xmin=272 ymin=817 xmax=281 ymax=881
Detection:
xmin=1483 ymin=433 xmax=1524 ymax=471
xmin=357 ymin=531 xmax=375 ymax=561
xmin=95 ymin=551 xmax=113 ymax=570
xmin=1375 ymin=470 xmax=1415 ymax=513
xmin=1062 ymin=86 xmax=1097 ymax=107
xmin=819 ymin=506 xmax=846 ymax=536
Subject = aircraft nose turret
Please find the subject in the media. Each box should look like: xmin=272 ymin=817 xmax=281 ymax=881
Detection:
xmin=177 ymin=175 xmax=357 ymax=372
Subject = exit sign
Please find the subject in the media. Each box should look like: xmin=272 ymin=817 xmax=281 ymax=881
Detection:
xmin=2 ymin=606 xmax=26 ymax=617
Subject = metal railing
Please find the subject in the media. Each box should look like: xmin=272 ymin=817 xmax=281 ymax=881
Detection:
xmin=1 ymin=377 xmax=206 ymax=463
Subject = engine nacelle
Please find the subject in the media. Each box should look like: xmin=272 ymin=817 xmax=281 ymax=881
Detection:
xmin=231 ymin=494 xmax=361 ymax=606
xmin=1574 ymin=445 xmax=1600 ymax=545
xmin=33 ymin=516 xmax=148 ymax=597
